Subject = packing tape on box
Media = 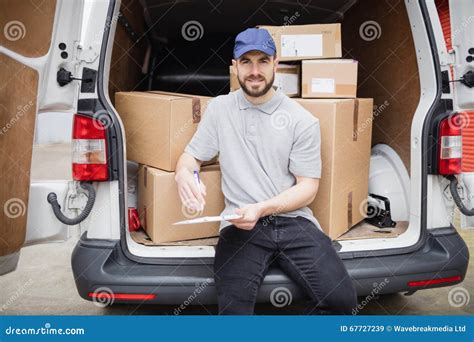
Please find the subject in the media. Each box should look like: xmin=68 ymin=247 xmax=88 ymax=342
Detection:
xmin=146 ymin=91 xmax=204 ymax=124
xmin=353 ymin=100 xmax=359 ymax=142
xmin=192 ymin=97 xmax=201 ymax=123
xmin=347 ymin=191 xmax=353 ymax=228
xmin=277 ymin=67 xmax=300 ymax=75
xmin=143 ymin=206 xmax=147 ymax=229
xmin=143 ymin=166 xmax=148 ymax=187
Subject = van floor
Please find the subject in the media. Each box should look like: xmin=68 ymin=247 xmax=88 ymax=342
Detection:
xmin=131 ymin=221 xmax=409 ymax=246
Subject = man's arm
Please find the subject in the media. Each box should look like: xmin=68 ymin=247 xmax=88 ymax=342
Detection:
xmin=230 ymin=176 xmax=319 ymax=230
xmin=260 ymin=176 xmax=319 ymax=216
xmin=175 ymin=153 xmax=206 ymax=210
xmin=175 ymin=99 xmax=219 ymax=211
xmin=176 ymin=151 xmax=203 ymax=174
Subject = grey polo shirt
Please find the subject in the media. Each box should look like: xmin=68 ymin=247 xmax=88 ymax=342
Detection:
xmin=184 ymin=88 xmax=322 ymax=231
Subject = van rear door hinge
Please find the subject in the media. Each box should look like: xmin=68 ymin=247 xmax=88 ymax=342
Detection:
xmin=451 ymin=70 xmax=474 ymax=88
xmin=57 ymin=67 xmax=92 ymax=87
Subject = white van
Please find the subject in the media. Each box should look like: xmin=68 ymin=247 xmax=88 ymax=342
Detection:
xmin=0 ymin=0 xmax=471 ymax=306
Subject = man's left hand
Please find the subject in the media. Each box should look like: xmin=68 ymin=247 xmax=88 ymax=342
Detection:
xmin=228 ymin=203 xmax=265 ymax=230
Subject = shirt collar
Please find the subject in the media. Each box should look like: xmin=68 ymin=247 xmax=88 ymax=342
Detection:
xmin=236 ymin=87 xmax=285 ymax=115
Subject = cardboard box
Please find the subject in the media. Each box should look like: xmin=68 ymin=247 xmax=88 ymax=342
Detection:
xmin=229 ymin=64 xmax=301 ymax=97
xmin=115 ymin=91 xmax=213 ymax=171
xmin=148 ymin=91 xmax=219 ymax=166
xmin=301 ymin=59 xmax=358 ymax=98
xmin=295 ymin=98 xmax=373 ymax=239
xmin=138 ymin=164 xmax=225 ymax=243
xmin=258 ymin=24 xmax=341 ymax=61
xmin=148 ymin=90 xmax=210 ymax=104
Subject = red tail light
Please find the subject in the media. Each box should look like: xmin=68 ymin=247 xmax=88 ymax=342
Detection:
xmin=88 ymin=292 xmax=156 ymax=301
xmin=72 ymin=114 xmax=109 ymax=181
xmin=438 ymin=114 xmax=462 ymax=175
xmin=408 ymin=275 xmax=461 ymax=287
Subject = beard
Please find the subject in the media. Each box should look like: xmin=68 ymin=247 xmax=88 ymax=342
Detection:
xmin=238 ymin=73 xmax=275 ymax=98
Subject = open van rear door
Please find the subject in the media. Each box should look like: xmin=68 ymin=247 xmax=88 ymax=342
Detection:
xmin=442 ymin=1 xmax=474 ymax=228
xmin=0 ymin=0 xmax=84 ymax=274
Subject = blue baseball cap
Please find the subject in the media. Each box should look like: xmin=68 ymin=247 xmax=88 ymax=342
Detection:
xmin=233 ymin=28 xmax=276 ymax=59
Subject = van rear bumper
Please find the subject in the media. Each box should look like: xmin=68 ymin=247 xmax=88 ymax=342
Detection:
xmin=71 ymin=227 xmax=469 ymax=305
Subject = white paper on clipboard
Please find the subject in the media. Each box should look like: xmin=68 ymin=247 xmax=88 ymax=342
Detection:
xmin=173 ymin=214 xmax=242 ymax=225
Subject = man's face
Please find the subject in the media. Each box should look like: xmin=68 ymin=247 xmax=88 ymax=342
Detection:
xmin=233 ymin=50 xmax=278 ymax=98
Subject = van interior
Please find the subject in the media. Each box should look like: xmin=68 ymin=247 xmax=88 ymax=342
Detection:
xmin=106 ymin=0 xmax=420 ymax=256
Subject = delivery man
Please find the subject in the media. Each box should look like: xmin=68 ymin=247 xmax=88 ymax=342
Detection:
xmin=175 ymin=28 xmax=357 ymax=315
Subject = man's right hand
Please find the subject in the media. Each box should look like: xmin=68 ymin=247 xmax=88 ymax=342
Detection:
xmin=175 ymin=169 xmax=207 ymax=212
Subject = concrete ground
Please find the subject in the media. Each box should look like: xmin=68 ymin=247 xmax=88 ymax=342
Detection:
xmin=0 ymin=228 xmax=472 ymax=315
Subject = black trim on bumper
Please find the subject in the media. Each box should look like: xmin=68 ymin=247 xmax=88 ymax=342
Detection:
xmin=72 ymin=228 xmax=469 ymax=305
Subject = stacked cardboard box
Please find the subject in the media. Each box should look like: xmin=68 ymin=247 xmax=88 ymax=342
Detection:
xmin=228 ymin=23 xmax=371 ymax=239
xmin=138 ymin=164 xmax=224 ymax=243
xmin=301 ymin=60 xmax=358 ymax=98
xmin=117 ymin=24 xmax=372 ymax=242
xmin=115 ymin=91 xmax=214 ymax=171
xmin=296 ymin=98 xmax=373 ymax=239
xmin=115 ymin=91 xmax=224 ymax=243
xmin=229 ymin=24 xmax=357 ymax=99
xmin=258 ymin=24 xmax=342 ymax=61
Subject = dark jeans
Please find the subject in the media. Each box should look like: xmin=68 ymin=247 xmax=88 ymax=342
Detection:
xmin=214 ymin=215 xmax=358 ymax=315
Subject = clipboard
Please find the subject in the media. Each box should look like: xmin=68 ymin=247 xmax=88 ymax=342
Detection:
xmin=173 ymin=214 xmax=242 ymax=225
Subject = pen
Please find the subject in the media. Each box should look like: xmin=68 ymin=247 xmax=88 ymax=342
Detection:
xmin=193 ymin=170 xmax=204 ymax=211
